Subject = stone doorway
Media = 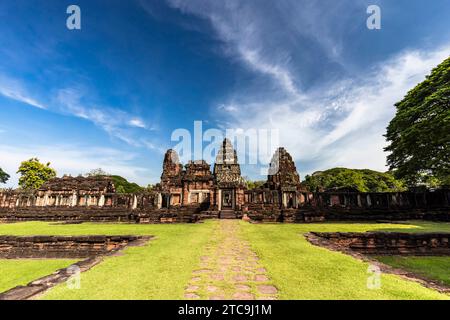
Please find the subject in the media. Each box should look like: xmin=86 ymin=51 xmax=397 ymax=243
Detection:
xmin=161 ymin=194 xmax=170 ymax=208
xmin=221 ymin=189 xmax=235 ymax=210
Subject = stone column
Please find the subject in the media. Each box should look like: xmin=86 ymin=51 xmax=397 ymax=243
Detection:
xmin=157 ymin=193 xmax=162 ymax=209
xmin=132 ymin=195 xmax=138 ymax=210
xmin=366 ymin=194 xmax=372 ymax=207
xmin=71 ymin=193 xmax=78 ymax=207
xmin=98 ymin=195 xmax=105 ymax=207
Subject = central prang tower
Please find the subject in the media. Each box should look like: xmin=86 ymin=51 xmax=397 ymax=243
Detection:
xmin=213 ymin=139 xmax=246 ymax=214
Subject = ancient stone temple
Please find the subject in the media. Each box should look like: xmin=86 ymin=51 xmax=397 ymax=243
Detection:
xmin=182 ymin=160 xmax=215 ymax=208
xmin=0 ymin=175 xmax=117 ymax=209
xmin=160 ymin=149 xmax=215 ymax=209
xmin=213 ymin=139 xmax=246 ymax=215
xmin=1 ymin=138 xmax=449 ymax=223
xmin=159 ymin=139 xmax=246 ymax=217
xmin=36 ymin=175 xmax=116 ymax=207
xmin=242 ymin=147 xmax=305 ymax=222
xmin=160 ymin=149 xmax=184 ymax=207
xmin=267 ymin=147 xmax=303 ymax=208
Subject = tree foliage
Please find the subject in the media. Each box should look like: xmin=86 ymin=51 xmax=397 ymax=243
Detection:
xmin=84 ymin=168 xmax=143 ymax=194
xmin=85 ymin=168 xmax=109 ymax=177
xmin=385 ymin=57 xmax=450 ymax=186
xmin=17 ymin=158 xmax=57 ymax=190
xmin=303 ymin=168 xmax=405 ymax=192
xmin=244 ymin=177 xmax=266 ymax=190
xmin=110 ymin=175 xmax=143 ymax=194
xmin=115 ymin=185 xmax=126 ymax=194
xmin=0 ymin=168 xmax=10 ymax=184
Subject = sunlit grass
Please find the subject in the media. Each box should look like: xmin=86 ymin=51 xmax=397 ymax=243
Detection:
xmin=0 ymin=259 xmax=76 ymax=293
xmin=0 ymin=220 xmax=449 ymax=299
xmin=375 ymin=256 xmax=450 ymax=287
xmin=239 ymin=221 xmax=450 ymax=300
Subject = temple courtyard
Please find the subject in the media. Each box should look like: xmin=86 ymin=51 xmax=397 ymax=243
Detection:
xmin=0 ymin=219 xmax=449 ymax=300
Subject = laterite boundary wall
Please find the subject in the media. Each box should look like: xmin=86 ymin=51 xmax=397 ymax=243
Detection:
xmin=0 ymin=235 xmax=149 ymax=259
xmin=307 ymin=232 xmax=450 ymax=255
xmin=0 ymin=207 xmax=202 ymax=223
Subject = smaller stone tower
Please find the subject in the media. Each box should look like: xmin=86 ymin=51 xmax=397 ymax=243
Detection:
xmin=267 ymin=147 xmax=302 ymax=208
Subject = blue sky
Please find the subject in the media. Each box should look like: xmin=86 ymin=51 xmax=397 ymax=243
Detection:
xmin=0 ymin=0 xmax=449 ymax=187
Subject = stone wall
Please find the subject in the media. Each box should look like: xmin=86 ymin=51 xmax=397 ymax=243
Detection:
xmin=308 ymin=232 xmax=450 ymax=255
xmin=0 ymin=144 xmax=448 ymax=223
xmin=134 ymin=205 xmax=203 ymax=223
xmin=243 ymin=189 xmax=450 ymax=223
xmin=0 ymin=207 xmax=133 ymax=222
xmin=0 ymin=190 xmax=158 ymax=210
xmin=1 ymin=189 xmax=448 ymax=223
xmin=0 ymin=235 xmax=147 ymax=259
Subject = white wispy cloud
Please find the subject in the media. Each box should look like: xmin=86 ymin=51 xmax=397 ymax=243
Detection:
xmin=141 ymin=139 xmax=167 ymax=154
xmin=0 ymin=75 xmax=166 ymax=181
xmin=218 ymin=47 xmax=450 ymax=176
xmin=0 ymin=144 xmax=154 ymax=187
xmin=166 ymin=0 xmax=304 ymax=97
xmin=54 ymin=87 xmax=151 ymax=145
xmin=0 ymin=75 xmax=46 ymax=109
xmin=165 ymin=0 xmax=449 ymax=177
xmin=165 ymin=0 xmax=361 ymax=99
xmin=129 ymin=118 xmax=147 ymax=128
xmin=0 ymin=76 xmax=157 ymax=149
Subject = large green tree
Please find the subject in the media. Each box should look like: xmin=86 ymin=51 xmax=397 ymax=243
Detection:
xmin=84 ymin=168 xmax=144 ymax=194
xmin=385 ymin=57 xmax=450 ymax=186
xmin=0 ymin=168 xmax=9 ymax=184
xmin=110 ymin=175 xmax=144 ymax=193
xmin=17 ymin=158 xmax=57 ymax=190
xmin=85 ymin=168 xmax=109 ymax=177
xmin=244 ymin=177 xmax=266 ymax=190
xmin=303 ymin=168 xmax=405 ymax=192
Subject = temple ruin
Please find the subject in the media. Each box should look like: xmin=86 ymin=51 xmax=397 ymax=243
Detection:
xmin=0 ymin=138 xmax=449 ymax=223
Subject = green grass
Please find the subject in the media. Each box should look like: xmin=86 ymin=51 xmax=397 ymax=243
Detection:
xmin=0 ymin=220 xmax=449 ymax=300
xmin=239 ymin=221 xmax=450 ymax=300
xmin=0 ymin=259 xmax=76 ymax=293
xmin=371 ymin=220 xmax=450 ymax=233
xmin=0 ymin=221 xmax=217 ymax=300
xmin=375 ymin=256 xmax=450 ymax=287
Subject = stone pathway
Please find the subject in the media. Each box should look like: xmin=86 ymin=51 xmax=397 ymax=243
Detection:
xmin=184 ymin=220 xmax=278 ymax=300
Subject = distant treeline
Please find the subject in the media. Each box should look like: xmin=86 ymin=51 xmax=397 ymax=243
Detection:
xmin=303 ymin=168 xmax=406 ymax=193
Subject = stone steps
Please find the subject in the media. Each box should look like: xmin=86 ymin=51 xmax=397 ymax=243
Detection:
xmin=220 ymin=210 xmax=237 ymax=219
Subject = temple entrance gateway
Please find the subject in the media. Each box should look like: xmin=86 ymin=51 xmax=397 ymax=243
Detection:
xmin=221 ymin=189 xmax=234 ymax=209
xmin=214 ymin=139 xmax=246 ymax=217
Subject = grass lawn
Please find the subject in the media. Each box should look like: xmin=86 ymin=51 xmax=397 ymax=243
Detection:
xmin=0 ymin=220 xmax=449 ymax=300
xmin=375 ymin=256 xmax=450 ymax=287
xmin=0 ymin=259 xmax=76 ymax=293
xmin=0 ymin=221 xmax=216 ymax=299
xmin=238 ymin=221 xmax=450 ymax=300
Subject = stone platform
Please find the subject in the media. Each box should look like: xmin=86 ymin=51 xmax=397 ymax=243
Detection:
xmin=307 ymin=232 xmax=450 ymax=255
